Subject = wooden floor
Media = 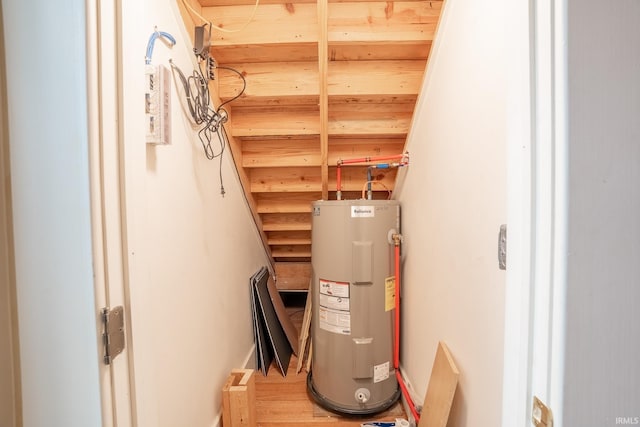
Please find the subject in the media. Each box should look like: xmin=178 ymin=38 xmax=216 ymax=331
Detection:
xmin=254 ymin=307 xmax=405 ymax=427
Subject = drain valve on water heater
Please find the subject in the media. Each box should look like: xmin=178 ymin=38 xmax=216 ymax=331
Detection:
xmin=355 ymin=388 xmax=371 ymax=404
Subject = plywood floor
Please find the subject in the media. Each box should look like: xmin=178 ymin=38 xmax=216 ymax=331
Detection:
xmin=253 ymin=306 xmax=405 ymax=426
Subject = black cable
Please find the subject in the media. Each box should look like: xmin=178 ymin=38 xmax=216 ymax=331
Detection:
xmin=169 ymin=60 xmax=246 ymax=196
xmin=215 ymin=65 xmax=246 ymax=110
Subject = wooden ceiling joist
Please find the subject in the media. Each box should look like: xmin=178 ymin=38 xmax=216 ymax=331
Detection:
xmin=256 ymin=192 xmax=320 ymax=213
xmin=201 ymin=3 xmax=318 ymax=46
xmin=250 ymin=167 xmax=322 ymax=193
xmin=242 ymin=139 xmax=321 ymax=168
xmin=262 ymin=213 xmax=312 ymax=232
xmin=218 ymin=61 xmax=319 ymax=106
xmin=231 ymin=110 xmax=320 ymax=137
xmin=327 ymin=1 xmax=441 ymax=43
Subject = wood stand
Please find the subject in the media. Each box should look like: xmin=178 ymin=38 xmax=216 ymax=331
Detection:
xmin=222 ymin=369 xmax=257 ymax=427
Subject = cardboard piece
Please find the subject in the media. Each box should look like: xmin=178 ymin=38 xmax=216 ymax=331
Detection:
xmin=250 ymin=268 xmax=273 ymax=376
xmin=266 ymin=275 xmax=299 ymax=355
xmin=252 ymin=267 xmax=292 ymax=376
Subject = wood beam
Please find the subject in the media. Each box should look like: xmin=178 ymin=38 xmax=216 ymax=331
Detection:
xmin=274 ymin=262 xmax=311 ymax=291
xmin=231 ymin=110 xmax=320 ymax=137
xmin=243 ymin=139 xmax=321 ymax=168
xmin=328 ymin=41 xmax=432 ymax=61
xmin=328 ymin=1 xmax=441 ymax=43
xmin=267 ymin=231 xmax=312 ymax=245
xmin=318 ymin=0 xmax=329 ymax=199
xmin=328 ymin=165 xmax=397 ymax=192
xmin=328 ymin=114 xmax=412 ymax=137
xmin=218 ymin=61 xmax=319 ymax=106
xmin=328 ymin=60 xmax=426 ymax=98
xmin=203 ymin=3 xmax=318 ymax=46
xmin=250 ymin=167 xmax=322 ymax=193
xmin=256 ymin=192 xmax=320 ymax=213
xmin=328 ymin=138 xmax=405 ymax=164
xmin=271 ymin=246 xmax=312 ymax=258
xmin=262 ymin=213 xmax=312 ymax=231
xmin=213 ymin=42 xmax=318 ymax=65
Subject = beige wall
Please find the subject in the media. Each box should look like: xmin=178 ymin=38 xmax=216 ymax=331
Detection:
xmin=395 ymin=0 xmax=507 ymax=425
xmin=119 ymin=1 xmax=270 ymax=426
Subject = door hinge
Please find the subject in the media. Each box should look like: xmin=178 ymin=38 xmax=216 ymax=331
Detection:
xmin=498 ymin=224 xmax=507 ymax=270
xmin=101 ymin=306 xmax=125 ymax=365
xmin=532 ymin=396 xmax=553 ymax=427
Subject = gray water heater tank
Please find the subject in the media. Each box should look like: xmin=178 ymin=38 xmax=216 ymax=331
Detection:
xmin=307 ymin=199 xmax=400 ymax=415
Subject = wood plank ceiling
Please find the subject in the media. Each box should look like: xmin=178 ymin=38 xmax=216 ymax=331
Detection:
xmin=178 ymin=0 xmax=442 ymax=288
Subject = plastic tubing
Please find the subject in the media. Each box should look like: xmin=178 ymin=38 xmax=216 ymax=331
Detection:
xmin=339 ymin=154 xmax=406 ymax=165
xmin=393 ymin=236 xmax=421 ymax=424
xmin=394 ymin=241 xmax=401 ymax=368
xmin=336 ymin=154 xmax=408 ymax=199
xmin=145 ymin=30 xmax=177 ymax=65
xmin=336 ymin=166 xmax=343 ymax=200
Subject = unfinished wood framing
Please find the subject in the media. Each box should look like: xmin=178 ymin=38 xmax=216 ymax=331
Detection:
xmin=178 ymin=0 xmax=443 ymax=275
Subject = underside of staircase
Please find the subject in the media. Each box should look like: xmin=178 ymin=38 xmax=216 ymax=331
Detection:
xmin=177 ymin=0 xmax=442 ymax=289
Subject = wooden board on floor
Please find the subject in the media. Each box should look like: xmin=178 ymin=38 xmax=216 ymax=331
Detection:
xmin=296 ymin=287 xmax=313 ymax=373
xmin=312 ymin=400 xmax=405 ymax=419
xmin=418 ymin=342 xmax=459 ymax=427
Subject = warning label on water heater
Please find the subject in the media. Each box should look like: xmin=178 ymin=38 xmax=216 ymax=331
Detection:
xmin=319 ymin=279 xmax=351 ymax=335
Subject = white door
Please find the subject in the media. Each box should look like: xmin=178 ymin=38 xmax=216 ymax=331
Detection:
xmin=87 ymin=0 xmax=135 ymax=425
xmin=503 ymin=0 xmax=569 ymax=425
xmin=2 ymin=1 xmax=105 ymax=425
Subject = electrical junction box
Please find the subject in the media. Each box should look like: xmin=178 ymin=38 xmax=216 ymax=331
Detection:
xmin=145 ymin=64 xmax=171 ymax=145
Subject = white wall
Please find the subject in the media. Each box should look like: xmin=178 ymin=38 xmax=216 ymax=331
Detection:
xmin=120 ymin=1 xmax=270 ymax=426
xmin=563 ymin=1 xmax=640 ymax=425
xmin=2 ymin=1 xmax=103 ymax=426
xmin=394 ymin=0 xmax=507 ymax=425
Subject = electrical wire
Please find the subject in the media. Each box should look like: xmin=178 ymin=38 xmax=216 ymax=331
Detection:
xmin=179 ymin=0 xmax=260 ymax=34
xmin=361 ymin=181 xmax=392 ymax=200
xmin=215 ymin=66 xmax=247 ymax=110
xmin=169 ymin=59 xmax=246 ymax=196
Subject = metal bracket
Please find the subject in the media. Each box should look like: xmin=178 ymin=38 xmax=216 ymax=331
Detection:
xmin=498 ymin=224 xmax=507 ymax=270
xmin=102 ymin=306 xmax=125 ymax=365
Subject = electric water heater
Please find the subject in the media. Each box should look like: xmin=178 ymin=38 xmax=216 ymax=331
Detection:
xmin=308 ymin=199 xmax=400 ymax=415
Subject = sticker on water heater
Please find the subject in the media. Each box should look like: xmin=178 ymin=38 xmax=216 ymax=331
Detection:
xmin=319 ymin=293 xmax=350 ymax=311
xmin=319 ymin=279 xmax=351 ymax=334
xmin=319 ymin=307 xmax=351 ymax=335
xmin=373 ymin=361 xmax=390 ymax=383
xmin=385 ymin=276 xmax=396 ymax=312
xmin=351 ymin=205 xmax=375 ymax=218
xmin=319 ymin=279 xmax=350 ymax=298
